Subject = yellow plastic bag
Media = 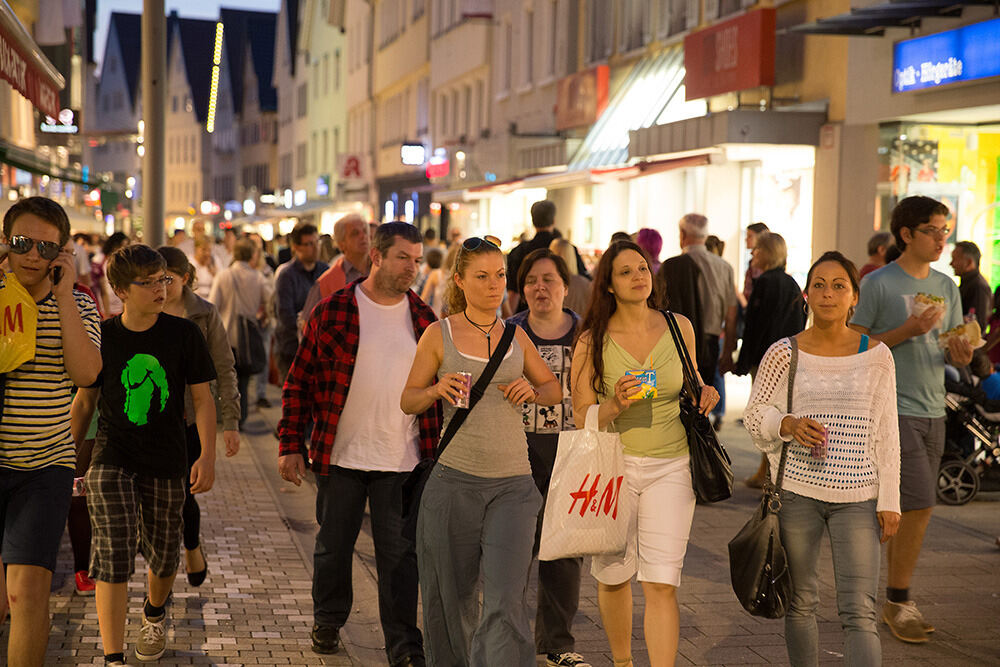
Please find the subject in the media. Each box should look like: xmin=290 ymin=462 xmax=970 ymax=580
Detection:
xmin=0 ymin=270 xmax=38 ymax=373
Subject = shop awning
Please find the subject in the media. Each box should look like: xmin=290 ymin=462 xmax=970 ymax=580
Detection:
xmin=0 ymin=140 xmax=96 ymax=186
xmin=0 ymin=0 xmax=64 ymax=117
xmin=568 ymin=47 xmax=707 ymax=170
xmin=630 ymin=110 xmax=828 ymax=160
xmin=785 ymin=0 xmax=994 ymax=37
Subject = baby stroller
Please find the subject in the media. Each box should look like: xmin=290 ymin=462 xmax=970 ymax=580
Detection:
xmin=940 ymin=378 xmax=1000 ymax=505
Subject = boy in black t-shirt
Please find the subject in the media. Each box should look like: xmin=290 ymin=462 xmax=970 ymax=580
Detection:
xmin=72 ymin=245 xmax=217 ymax=665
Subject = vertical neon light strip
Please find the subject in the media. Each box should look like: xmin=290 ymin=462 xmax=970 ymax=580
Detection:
xmin=207 ymin=21 xmax=223 ymax=133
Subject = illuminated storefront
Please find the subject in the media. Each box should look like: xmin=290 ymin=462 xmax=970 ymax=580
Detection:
xmin=878 ymin=122 xmax=1000 ymax=280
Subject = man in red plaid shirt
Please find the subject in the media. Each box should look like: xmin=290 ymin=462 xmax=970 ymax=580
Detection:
xmin=277 ymin=222 xmax=441 ymax=666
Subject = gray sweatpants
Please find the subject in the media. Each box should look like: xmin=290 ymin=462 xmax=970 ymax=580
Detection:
xmin=416 ymin=463 xmax=542 ymax=667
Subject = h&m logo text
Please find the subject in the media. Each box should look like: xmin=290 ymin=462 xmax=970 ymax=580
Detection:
xmin=568 ymin=473 xmax=624 ymax=519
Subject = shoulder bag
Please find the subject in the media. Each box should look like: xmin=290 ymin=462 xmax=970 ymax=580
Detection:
xmin=664 ymin=310 xmax=734 ymax=503
xmin=727 ymin=336 xmax=798 ymax=618
xmin=400 ymin=322 xmax=517 ymax=541
xmin=235 ymin=315 xmax=266 ymax=375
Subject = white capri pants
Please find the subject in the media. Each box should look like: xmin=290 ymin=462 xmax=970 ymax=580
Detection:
xmin=591 ymin=454 xmax=696 ymax=587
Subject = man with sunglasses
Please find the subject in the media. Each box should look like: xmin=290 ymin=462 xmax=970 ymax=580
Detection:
xmin=852 ymin=195 xmax=973 ymax=645
xmin=0 ymin=197 xmax=102 ymax=666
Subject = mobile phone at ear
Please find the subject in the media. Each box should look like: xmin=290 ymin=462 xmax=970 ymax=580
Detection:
xmin=51 ymin=266 xmax=63 ymax=285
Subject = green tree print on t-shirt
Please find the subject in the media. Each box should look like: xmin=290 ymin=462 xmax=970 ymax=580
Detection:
xmin=121 ymin=354 xmax=169 ymax=426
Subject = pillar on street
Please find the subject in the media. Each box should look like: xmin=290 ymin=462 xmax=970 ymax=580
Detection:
xmin=141 ymin=0 xmax=166 ymax=247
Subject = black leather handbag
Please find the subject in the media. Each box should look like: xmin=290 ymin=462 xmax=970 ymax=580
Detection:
xmin=728 ymin=337 xmax=798 ymax=619
xmin=400 ymin=323 xmax=516 ymax=541
xmin=664 ymin=311 xmax=734 ymax=504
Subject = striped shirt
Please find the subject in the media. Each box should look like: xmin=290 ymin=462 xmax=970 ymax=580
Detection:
xmin=0 ymin=291 xmax=101 ymax=470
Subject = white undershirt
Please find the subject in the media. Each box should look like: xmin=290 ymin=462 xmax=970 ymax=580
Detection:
xmin=331 ymin=286 xmax=420 ymax=472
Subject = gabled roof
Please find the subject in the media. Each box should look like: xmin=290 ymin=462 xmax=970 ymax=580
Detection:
xmin=219 ymin=8 xmax=277 ymax=114
xmin=167 ymin=12 xmax=217 ymax=124
xmin=105 ymin=12 xmax=142 ymax=109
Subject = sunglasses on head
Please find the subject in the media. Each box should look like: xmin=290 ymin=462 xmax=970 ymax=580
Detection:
xmin=8 ymin=235 xmax=62 ymax=260
xmin=462 ymin=236 xmax=501 ymax=251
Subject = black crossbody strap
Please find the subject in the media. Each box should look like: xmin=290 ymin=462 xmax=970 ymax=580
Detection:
xmin=434 ymin=322 xmax=517 ymax=459
xmin=773 ymin=337 xmax=799 ymax=493
xmin=663 ymin=311 xmax=700 ymax=397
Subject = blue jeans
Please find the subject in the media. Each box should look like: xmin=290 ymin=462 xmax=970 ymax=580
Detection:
xmin=779 ymin=492 xmax=881 ymax=667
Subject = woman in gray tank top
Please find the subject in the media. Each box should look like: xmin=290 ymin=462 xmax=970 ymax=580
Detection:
xmin=401 ymin=237 xmax=562 ymax=667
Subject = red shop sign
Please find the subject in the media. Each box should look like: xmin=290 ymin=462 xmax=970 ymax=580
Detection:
xmin=555 ymin=65 xmax=609 ymax=131
xmin=0 ymin=12 xmax=61 ymax=118
xmin=684 ymin=8 xmax=776 ymax=101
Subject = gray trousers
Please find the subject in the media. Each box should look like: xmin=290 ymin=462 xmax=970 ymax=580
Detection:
xmin=528 ymin=435 xmax=582 ymax=655
xmin=417 ymin=464 xmax=542 ymax=667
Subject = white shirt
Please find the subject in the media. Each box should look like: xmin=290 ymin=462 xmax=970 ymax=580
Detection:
xmin=331 ymin=286 xmax=420 ymax=472
xmin=744 ymin=338 xmax=901 ymax=513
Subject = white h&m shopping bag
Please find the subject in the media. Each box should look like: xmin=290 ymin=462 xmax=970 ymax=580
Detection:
xmin=539 ymin=405 xmax=631 ymax=560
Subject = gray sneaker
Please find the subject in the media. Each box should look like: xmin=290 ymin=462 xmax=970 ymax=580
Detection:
xmin=882 ymin=601 xmax=929 ymax=644
xmin=135 ymin=611 xmax=166 ymax=661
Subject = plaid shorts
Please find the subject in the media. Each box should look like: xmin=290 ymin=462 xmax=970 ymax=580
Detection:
xmin=85 ymin=464 xmax=186 ymax=583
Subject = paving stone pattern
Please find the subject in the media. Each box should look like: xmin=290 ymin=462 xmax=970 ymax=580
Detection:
xmin=37 ymin=387 xmax=1000 ymax=666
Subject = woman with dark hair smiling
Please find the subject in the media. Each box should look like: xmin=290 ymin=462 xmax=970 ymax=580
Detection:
xmin=744 ymin=251 xmax=900 ymax=666
xmin=570 ymin=240 xmax=718 ymax=667
xmin=401 ymin=237 xmax=561 ymax=666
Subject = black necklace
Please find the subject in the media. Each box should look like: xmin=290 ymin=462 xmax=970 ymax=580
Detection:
xmin=464 ymin=310 xmax=499 ymax=356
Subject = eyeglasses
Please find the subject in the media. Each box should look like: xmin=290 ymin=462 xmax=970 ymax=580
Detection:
xmin=462 ymin=236 xmax=501 ymax=251
xmin=131 ymin=275 xmax=175 ymax=289
xmin=914 ymin=226 xmax=952 ymax=240
xmin=8 ymin=235 xmax=61 ymax=260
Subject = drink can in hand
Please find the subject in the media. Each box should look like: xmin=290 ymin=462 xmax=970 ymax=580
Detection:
xmin=812 ymin=424 xmax=828 ymax=459
xmin=455 ymin=372 xmax=473 ymax=408
xmin=72 ymin=476 xmax=86 ymax=497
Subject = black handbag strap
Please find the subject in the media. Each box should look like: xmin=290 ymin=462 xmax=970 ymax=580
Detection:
xmin=772 ymin=336 xmax=799 ymax=494
xmin=663 ymin=311 xmax=701 ymax=398
xmin=433 ymin=322 xmax=517 ymax=459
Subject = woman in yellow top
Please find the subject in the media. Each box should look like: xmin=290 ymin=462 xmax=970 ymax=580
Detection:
xmin=571 ymin=240 xmax=719 ymax=667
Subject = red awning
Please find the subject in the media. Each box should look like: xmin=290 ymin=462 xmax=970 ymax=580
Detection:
xmin=0 ymin=2 xmax=64 ymax=118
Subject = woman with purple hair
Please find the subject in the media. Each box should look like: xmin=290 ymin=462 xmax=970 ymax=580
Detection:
xmin=636 ymin=228 xmax=663 ymax=275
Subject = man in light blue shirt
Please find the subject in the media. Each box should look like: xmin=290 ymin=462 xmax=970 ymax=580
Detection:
xmin=852 ymin=196 xmax=973 ymax=645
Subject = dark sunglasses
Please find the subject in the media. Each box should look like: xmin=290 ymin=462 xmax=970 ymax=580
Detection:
xmin=8 ymin=235 xmax=62 ymax=260
xmin=462 ymin=236 xmax=501 ymax=251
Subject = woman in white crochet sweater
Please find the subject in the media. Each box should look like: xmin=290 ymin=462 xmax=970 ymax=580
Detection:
xmin=744 ymin=251 xmax=901 ymax=667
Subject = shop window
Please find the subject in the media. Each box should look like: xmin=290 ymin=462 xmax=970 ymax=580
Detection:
xmin=878 ymin=122 xmax=1000 ymax=282
xmin=500 ymin=19 xmax=512 ymax=93
xmin=297 ymin=83 xmax=308 ymax=118
xmin=547 ymin=0 xmax=558 ymax=77
xmin=619 ymin=0 xmax=648 ymax=52
xmin=296 ymin=143 xmax=307 ymax=178
xmin=586 ymin=0 xmax=613 ymax=63
xmin=523 ymin=8 xmax=534 ymax=87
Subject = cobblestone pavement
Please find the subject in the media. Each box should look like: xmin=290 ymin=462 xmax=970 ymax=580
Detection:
xmin=35 ymin=379 xmax=1000 ymax=665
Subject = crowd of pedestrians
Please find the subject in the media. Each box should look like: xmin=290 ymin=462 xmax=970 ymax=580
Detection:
xmin=0 ymin=191 xmax=991 ymax=667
